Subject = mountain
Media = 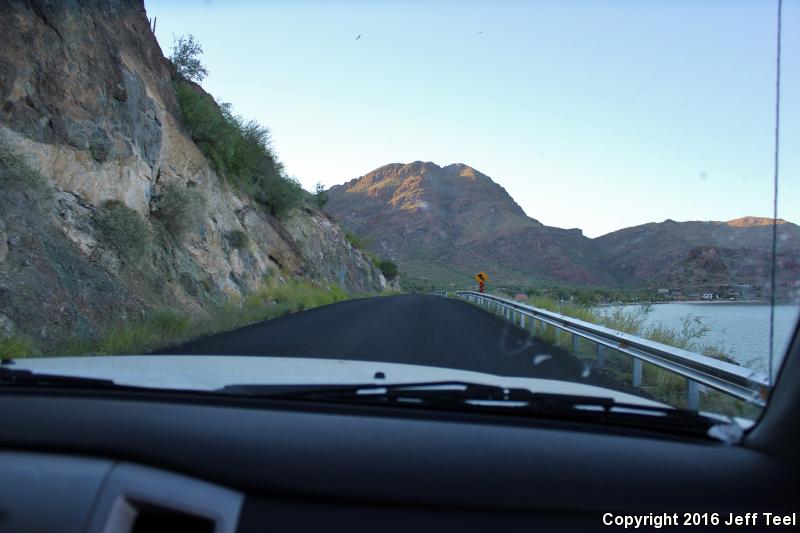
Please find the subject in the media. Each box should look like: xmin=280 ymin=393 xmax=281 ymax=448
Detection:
xmin=325 ymin=162 xmax=800 ymax=291
xmin=327 ymin=162 xmax=612 ymax=286
xmin=0 ymin=0 xmax=389 ymax=349
xmin=593 ymin=217 xmax=800 ymax=289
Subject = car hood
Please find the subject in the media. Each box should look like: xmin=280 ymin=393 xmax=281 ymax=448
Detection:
xmin=11 ymin=355 xmax=667 ymax=408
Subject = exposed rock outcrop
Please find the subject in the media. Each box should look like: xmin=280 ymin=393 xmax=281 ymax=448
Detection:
xmin=0 ymin=0 xmax=389 ymax=348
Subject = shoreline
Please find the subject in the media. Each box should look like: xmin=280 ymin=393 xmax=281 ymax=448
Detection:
xmin=596 ymin=300 xmax=794 ymax=306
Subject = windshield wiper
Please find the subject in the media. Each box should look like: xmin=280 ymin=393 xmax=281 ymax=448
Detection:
xmin=0 ymin=366 xmax=135 ymax=390
xmin=217 ymin=380 xmax=724 ymax=437
xmin=1 ymin=367 xmax=736 ymax=440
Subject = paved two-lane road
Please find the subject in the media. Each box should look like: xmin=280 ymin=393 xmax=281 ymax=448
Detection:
xmin=161 ymin=294 xmax=626 ymax=390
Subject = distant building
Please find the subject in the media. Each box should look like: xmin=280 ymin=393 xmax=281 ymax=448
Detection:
xmin=657 ymin=288 xmax=670 ymax=294
xmin=702 ymin=293 xmax=717 ymax=300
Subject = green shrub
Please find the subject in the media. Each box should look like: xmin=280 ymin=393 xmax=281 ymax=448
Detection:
xmin=155 ymin=183 xmax=207 ymax=238
xmin=95 ymin=200 xmax=152 ymax=261
xmin=173 ymin=83 xmax=238 ymax=172
xmin=169 ymin=34 xmax=209 ymax=82
xmin=377 ymin=259 xmax=398 ymax=281
xmin=56 ymin=336 xmax=96 ymax=356
xmin=173 ymin=82 xmax=303 ymax=219
xmin=264 ymin=279 xmax=348 ymax=311
xmin=88 ymin=138 xmax=110 ymax=163
xmin=0 ymin=335 xmax=39 ymax=358
xmin=313 ymin=182 xmax=329 ymax=208
xmin=263 ymin=174 xmax=304 ymax=219
xmin=96 ymin=308 xmax=191 ymax=355
xmin=147 ymin=309 xmax=192 ymax=336
xmin=227 ymin=229 xmax=250 ymax=249
xmin=345 ymin=231 xmax=369 ymax=250
xmin=0 ymin=138 xmax=49 ymax=192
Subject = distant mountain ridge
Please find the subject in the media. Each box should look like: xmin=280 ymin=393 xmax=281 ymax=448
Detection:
xmin=325 ymin=161 xmax=800 ymax=291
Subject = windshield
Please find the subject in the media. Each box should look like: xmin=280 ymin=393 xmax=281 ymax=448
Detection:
xmin=0 ymin=0 xmax=797 ymax=428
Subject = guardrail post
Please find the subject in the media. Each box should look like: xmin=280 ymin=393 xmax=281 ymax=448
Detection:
xmin=596 ymin=344 xmax=605 ymax=368
xmin=687 ymin=380 xmax=699 ymax=411
xmin=572 ymin=334 xmax=579 ymax=355
xmin=519 ymin=312 xmax=525 ymax=328
xmin=632 ymin=358 xmax=642 ymax=387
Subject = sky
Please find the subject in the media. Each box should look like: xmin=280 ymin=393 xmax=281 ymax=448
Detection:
xmin=145 ymin=0 xmax=798 ymax=237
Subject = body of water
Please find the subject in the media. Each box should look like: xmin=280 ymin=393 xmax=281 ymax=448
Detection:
xmin=596 ymin=302 xmax=800 ymax=375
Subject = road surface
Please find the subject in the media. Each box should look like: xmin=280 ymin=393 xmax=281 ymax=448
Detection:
xmin=160 ymin=294 xmax=627 ymax=389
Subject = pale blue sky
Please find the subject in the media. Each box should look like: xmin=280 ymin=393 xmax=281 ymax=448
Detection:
xmin=146 ymin=0 xmax=797 ymax=237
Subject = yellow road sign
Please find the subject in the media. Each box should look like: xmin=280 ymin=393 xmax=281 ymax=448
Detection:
xmin=474 ymin=271 xmax=489 ymax=283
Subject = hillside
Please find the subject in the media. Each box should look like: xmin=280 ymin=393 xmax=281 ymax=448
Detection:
xmin=326 ymin=162 xmax=800 ymax=292
xmin=593 ymin=218 xmax=800 ymax=289
xmin=0 ymin=0 xmax=390 ymax=351
xmin=328 ymin=161 xmax=613 ymax=286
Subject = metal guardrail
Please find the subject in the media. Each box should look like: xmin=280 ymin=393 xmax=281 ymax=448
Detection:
xmin=429 ymin=291 xmax=448 ymax=297
xmin=456 ymin=291 xmax=770 ymax=409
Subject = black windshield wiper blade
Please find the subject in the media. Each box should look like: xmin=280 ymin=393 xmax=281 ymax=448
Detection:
xmin=0 ymin=366 xmax=131 ymax=390
xmin=220 ymin=380 xmax=517 ymax=400
xmin=218 ymin=380 xmax=723 ymax=436
xmin=220 ymin=380 xmax=682 ymax=416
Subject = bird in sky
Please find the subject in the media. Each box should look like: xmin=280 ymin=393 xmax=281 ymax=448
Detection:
xmin=477 ymin=30 xmax=484 ymax=34
xmin=355 ymin=34 xmax=362 ymax=40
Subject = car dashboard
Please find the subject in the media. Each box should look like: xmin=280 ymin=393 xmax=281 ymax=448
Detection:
xmin=1 ymin=389 xmax=798 ymax=533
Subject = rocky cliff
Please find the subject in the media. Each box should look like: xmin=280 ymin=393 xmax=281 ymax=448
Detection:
xmin=0 ymin=0 xmax=390 ymax=348
xmin=326 ymin=162 xmax=800 ymax=291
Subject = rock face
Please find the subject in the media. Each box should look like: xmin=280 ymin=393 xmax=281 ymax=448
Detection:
xmin=326 ymin=162 xmax=800 ymax=291
xmin=0 ymin=0 xmax=389 ymax=348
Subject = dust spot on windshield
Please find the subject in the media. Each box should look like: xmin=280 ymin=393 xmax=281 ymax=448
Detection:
xmin=533 ymin=354 xmax=552 ymax=365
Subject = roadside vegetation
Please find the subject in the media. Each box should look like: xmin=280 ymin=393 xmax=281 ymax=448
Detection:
xmin=376 ymin=258 xmax=398 ymax=281
xmin=170 ymin=35 xmax=304 ymax=219
xmin=0 ymin=336 xmax=40 ymax=358
xmin=343 ymin=231 xmax=399 ymax=281
xmin=95 ymin=200 xmax=152 ymax=261
xmin=153 ymin=182 xmax=208 ymax=239
xmin=169 ymin=34 xmax=208 ymax=82
xmin=226 ymin=229 xmax=250 ymax=250
xmin=3 ymin=278 xmax=350 ymax=358
xmin=313 ymin=182 xmax=328 ymax=208
xmin=485 ymin=292 xmax=760 ymax=417
xmin=0 ymin=136 xmax=50 ymax=194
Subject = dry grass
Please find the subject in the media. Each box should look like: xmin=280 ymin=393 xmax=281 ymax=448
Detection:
xmin=5 ymin=279 xmax=351 ymax=358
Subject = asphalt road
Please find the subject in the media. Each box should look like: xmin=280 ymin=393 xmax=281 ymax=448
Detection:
xmin=161 ymin=294 xmax=628 ymax=390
